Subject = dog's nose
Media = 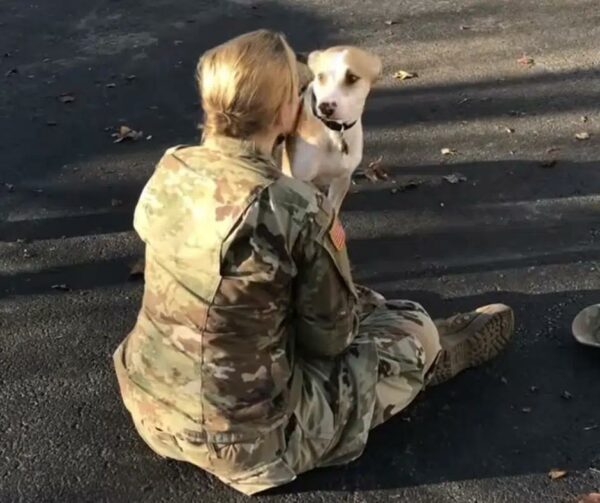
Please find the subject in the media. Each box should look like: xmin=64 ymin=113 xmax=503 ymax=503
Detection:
xmin=318 ymin=101 xmax=336 ymax=117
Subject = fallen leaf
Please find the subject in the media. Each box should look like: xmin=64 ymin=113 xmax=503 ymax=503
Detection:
xmin=575 ymin=132 xmax=591 ymax=141
xmin=581 ymin=115 xmax=589 ymax=123
xmin=583 ymin=424 xmax=598 ymax=431
xmin=105 ymin=82 xmax=116 ymax=88
xmin=441 ymin=147 xmax=457 ymax=156
xmin=521 ymin=407 xmax=532 ymax=413
xmin=129 ymin=258 xmax=145 ymax=280
xmin=126 ymin=74 xmax=137 ymax=81
xmin=112 ymin=125 xmax=144 ymax=143
xmin=384 ymin=20 xmax=397 ymax=26
xmin=500 ymin=376 xmax=508 ymax=384
xmin=548 ymin=468 xmax=567 ymax=480
xmin=58 ymin=93 xmax=75 ymax=104
xmin=540 ymin=159 xmax=557 ymax=169
xmin=561 ymin=390 xmax=573 ymax=400
xmin=394 ymin=70 xmax=418 ymax=80
xmin=517 ymin=54 xmax=535 ymax=67
xmin=51 ymin=284 xmax=70 ymax=291
xmin=443 ymin=173 xmax=467 ymax=184
xmin=460 ymin=25 xmax=471 ymax=30
xmin=357 ymin=156 xmax=389 ymax=182
xmin=4 ymin=183 xmax=15 ymax=192
xmin=504 ymin=127 xmax=515 ymax=133
xmin=546 ymin=147 xmax=561 ymax=154
xmin=579 ymin=493 xmax=600 ymax=503
xmin=4 ymin=67 xmax=18 ymax=77
xmin=174 ymin=40 xmax=184 ymax=46
xmin=146 ymin=134 xmax=153 ymax=141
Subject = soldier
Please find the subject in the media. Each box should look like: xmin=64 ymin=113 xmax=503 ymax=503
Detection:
xmin=113 ymin=29 xmax=515 ymax=495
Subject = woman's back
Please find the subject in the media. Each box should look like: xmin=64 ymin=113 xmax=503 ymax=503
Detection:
xmin=121 ymin=136 xmax=329 ymax=441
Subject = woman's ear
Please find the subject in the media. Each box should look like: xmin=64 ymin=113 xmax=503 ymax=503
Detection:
xmin=307 ymin=50 xmax=322 ymax=74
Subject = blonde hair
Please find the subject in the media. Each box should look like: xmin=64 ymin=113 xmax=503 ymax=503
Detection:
xmin=196 ymin=29 xmax=299 ymax=139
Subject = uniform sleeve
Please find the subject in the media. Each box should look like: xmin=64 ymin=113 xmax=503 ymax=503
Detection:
xmin=292 ymin=208 xmax=359 ymax=358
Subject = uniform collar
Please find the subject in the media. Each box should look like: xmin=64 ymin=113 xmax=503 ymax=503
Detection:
xmin=202 ymin=135 xmax=280 ymax=175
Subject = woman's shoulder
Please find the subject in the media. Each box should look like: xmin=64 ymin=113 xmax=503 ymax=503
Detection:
xmin=265 ymin=175 xmax=334 ymax=227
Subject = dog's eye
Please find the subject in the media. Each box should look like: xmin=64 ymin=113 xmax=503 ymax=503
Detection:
xmin=345 ymin=72 xmax=360 ymax=85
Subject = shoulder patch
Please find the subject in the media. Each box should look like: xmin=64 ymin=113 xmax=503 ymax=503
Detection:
xmin=329 ymin=216 xmax=346 ymax=251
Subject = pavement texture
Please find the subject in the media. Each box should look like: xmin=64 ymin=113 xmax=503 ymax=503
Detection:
xmin=1 ymin=0 xmax=600 ymax=502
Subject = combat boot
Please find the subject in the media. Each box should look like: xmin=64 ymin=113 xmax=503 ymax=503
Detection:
xmin=428 ymin=304 xmax=514 ymax=386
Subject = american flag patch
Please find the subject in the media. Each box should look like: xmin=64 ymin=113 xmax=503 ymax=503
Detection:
xmin=329 ymin=217 xmax=346 ymax=251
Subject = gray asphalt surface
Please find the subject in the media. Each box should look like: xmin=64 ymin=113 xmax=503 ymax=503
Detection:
xmin=1 ymin=1 xmax=600 ymax=502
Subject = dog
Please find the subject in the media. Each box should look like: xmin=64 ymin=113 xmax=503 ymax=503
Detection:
xmin=283 ymin=46 xmax=382 ymax=214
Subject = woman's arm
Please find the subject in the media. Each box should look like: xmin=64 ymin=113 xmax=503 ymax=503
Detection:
xmin=293 ymin=212 xmax=359 ymax=358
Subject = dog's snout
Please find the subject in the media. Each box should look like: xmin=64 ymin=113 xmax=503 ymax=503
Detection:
xmin=318 ymin=101 xmax=336 ymax=117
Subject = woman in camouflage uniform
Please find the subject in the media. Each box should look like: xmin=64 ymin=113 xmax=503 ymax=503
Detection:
xmin=113 ymin=29 xmax=514 ymax=495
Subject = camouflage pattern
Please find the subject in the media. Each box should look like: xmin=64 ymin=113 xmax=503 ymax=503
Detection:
xmin=113 ymin=136 xmax=438 ymax=495
xmin=572 ymin=304 xmax=600 ymax=348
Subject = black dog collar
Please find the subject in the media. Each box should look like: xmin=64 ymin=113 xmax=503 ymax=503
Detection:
xmin=310 ymin=91 xmax=357 ymax=132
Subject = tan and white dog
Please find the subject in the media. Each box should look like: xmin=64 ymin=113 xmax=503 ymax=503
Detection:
xmin=283 ymin=46 xmax=382 ymax=213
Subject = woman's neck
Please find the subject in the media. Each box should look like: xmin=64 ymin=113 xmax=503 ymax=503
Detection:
xmin=248 ymin=130 xmax=279 ymax=157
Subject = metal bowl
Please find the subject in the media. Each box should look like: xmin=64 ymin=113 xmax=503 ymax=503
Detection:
xmin=572 ymin=304 xmax=600 ymax=348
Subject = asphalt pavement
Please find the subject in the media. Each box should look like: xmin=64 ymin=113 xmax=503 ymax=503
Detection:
xmin=1 ymin=1 xmax=600 ymax=502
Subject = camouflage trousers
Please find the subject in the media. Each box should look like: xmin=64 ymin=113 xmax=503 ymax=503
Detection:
xmin=114 ymin=287 xmax=440 ymax=495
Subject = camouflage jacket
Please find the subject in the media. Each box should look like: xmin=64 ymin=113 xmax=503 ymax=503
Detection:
xmin=122 ymin=136 xmax=359 ymax=442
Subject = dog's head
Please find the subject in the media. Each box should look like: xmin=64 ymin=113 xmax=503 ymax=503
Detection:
xmin=307 ymin=46 xmax=381 ymax=124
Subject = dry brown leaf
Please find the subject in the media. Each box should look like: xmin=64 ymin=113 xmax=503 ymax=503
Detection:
xmin=112 ymin=125 xmax=144 ymax=143
xmin=128 ymin=258 xmax=145 ymax=280
xmin=51 ymin=284 xmax=70 ymax=291
xmin=441 ymin=147 xmax=457 ymax=156
xmin=394 ymin=70 xmax=418 ymax=81
xmin=443 ymin=173 xmax=467 ymax=184
xmin=561 ymin=390 xmax=573 ymax=400
xmin=517 ymin=54 xmax=535 ymax=67
xmin=579 ymin=493 xmax=600 ymax=503
xmin=59 ymin=93 xmax=75 ymax=104
xmin=575 ymin=132 xmax=591 ymax=141
xmin=540 ymin=159 xmax=557 ymax=169
xmin=548 ymin=468 xmax=567 ymax=480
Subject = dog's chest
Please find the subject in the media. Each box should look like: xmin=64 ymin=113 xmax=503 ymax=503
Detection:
xmin=317 ymin=126 xmax=362 ymax=177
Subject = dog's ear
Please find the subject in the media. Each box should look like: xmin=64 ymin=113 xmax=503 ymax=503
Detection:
xmin=307 ymin=50 xmax=322 ymax=74
xmin=369 ymin=54 xmax=383 ymax=83
xmin=346 ymin=48 xmax=382 ymax=84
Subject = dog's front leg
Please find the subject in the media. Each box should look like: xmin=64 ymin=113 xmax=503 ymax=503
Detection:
xmin=327 ymin=176 xmax=352 ymax=215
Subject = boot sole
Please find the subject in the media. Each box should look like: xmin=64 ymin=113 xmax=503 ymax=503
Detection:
xmin=429 ymin=305 xmax=514 ymax=386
